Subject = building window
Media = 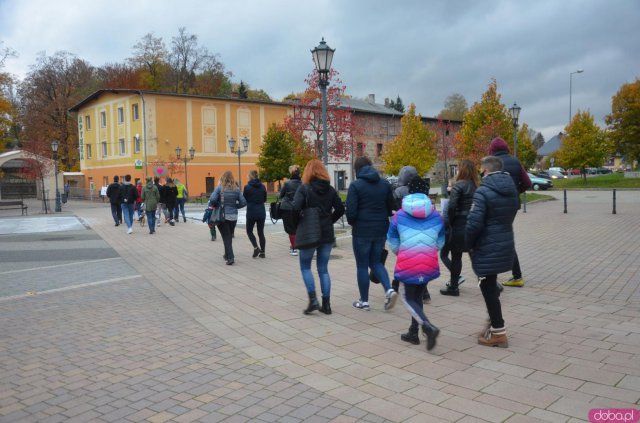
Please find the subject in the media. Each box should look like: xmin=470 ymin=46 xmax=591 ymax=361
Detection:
xmin=101 ymin=141 xmax=108 ymax=158
xmin=202 ymin=106 xmax=217 ymax=152
xmin=86 ymin=144 xmax=92 ymax=159
xmin=356 ymin=142 xmax=364 ymax=157
xmin=134 ymin=135 xmax=141 ymax=153
xmin=85 ymin=116 xmax=91 ymax=130
xmin=132 ymin=104 xmax=139 ymax=120
xmin=117 ymin=107 xmax=124 ymax=125
xmin=376 ymin=143 xmax=383 ymax=157
xmin=100 ymin=111 xmax=107 ymax=128
xmin=102 ymin=176 xmax=108 ymax=187
xmin=119 ymin=138 xmax=125 ymax=155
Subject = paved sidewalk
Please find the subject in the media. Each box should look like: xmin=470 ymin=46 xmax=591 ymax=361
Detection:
xmin=1 ymin=191 xmax=639 ymax=422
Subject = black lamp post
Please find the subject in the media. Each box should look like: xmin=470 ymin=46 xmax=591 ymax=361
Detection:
xmin=441 ymin=122 xmax=450 ymax=198
xmin=175 ymin=146 xmax=196 ymax=194
xmin=311 ymin=38 xmax=335 ymax=166
xmin=51 ymin=140 xmax=62 ymax=212
xmin=569 ymin=69 xmax=584 ymax=124
xmin=229 ymin=136 xmax=249 ymax=188
xmin=509 ymin=102 xmax=521 ymax=159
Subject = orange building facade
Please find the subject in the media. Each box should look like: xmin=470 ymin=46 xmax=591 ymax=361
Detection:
xmin=69 ymin=90 xmax=290 ymax=196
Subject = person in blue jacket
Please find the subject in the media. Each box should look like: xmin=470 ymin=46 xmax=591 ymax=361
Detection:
xmin=243 ymin=170 xmax=267 ymax=258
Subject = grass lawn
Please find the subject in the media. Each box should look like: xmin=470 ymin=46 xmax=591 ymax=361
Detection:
xmin=551 ymin=173 xmax=640 ymax=189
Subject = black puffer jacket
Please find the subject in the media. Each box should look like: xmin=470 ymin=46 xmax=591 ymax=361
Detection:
xmin=278 ymin=177 xmax=302 ymax=211
xmin=244 ymin=179 xmax=267 ymax=220
xmin=345 ymin=165 xmax=394 ymax=238
xmin=447 ymin=179 xmax=476 ymax=252
xmin=465 ymin=172 xmax=519 ymax=276
xmin=293 ymin=179 xmax=344 ymax=245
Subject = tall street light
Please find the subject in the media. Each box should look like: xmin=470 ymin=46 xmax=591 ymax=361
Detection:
xmin=569 ymin=69 xmax=584 ymax=124
xmin=229 ymin=136 xmax=249 ymax=188
xmin=311 ymin=38 xmax=335 ymax=166
xmin=509 ymin=102 xmax=521 ymax=159
xmin=175 ymin=145 xmax=196 ymax=194
xmin=51 ymin=140 xmax=62 ymax=212
xmin=440 ymin=121 xmax=450 ymax=198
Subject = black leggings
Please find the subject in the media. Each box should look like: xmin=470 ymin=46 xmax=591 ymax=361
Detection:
xmin=246 ymin=217 xmax=266 ymax=251
xmin=479 ymin=274 xmax=504 ymax=329
xmin=217 ymin=220 xmax=237 ymax=260
xmin=400 ymin=283 xmax=429 ymax=333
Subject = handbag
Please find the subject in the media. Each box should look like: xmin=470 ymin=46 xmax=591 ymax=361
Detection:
xmin=269 ymin=201 xmax=281 ymax=220
xmin=294 ymin=186 xmax=322 ymax=250
xmin=369 ymin=248 xmax=389 ymax=284
xmin=209 ymin=191 xmax=226 ymax=224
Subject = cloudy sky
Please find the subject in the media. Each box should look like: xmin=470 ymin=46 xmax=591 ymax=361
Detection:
xmin=1 ymin=0 xmax=639 ymax=142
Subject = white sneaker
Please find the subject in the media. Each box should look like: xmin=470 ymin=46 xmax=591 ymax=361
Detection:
xmin=352 ymin=300 xmax=370 ymax=310
xmin=384 ymin=289 xmax=398 ymax=311
xmin=127 ymin=228 xmax=133 ymax=234
xmin=289 ymin=248 xmax=298 ymax=256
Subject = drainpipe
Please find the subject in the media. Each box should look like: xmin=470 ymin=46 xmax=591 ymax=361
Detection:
xmin=136 ymin=90 xmax=148 ymax=180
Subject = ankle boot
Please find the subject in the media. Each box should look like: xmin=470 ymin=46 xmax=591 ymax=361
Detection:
xmin=392 ymin=279 xmax=400 ymax=293
xmin=320 ymin=297 xmax=332 ymax=315
xmin=304 ymin=292 xmax=320 ymax=315
xmin=400 ymin=329 xmax=420 ymax=345
xmin=439 ymin=284 xmax=460 ymax=296
xmin=478 ymin=326 xmax=508 ymax=348
xmin=422 ymin=321 xmax=440 ymax=351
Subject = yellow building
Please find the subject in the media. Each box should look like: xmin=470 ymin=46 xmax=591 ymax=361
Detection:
xmin=69 ymin=89 xmax=290 ymax=196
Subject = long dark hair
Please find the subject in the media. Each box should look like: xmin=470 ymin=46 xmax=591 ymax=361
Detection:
xmin=456 ymin=160 xmax=480 ymax=187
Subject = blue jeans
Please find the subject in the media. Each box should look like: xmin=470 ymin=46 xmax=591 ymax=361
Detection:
xmin=174 ymin=198 xmax=186 ymax=220
xmin=299 ymin=243 xmax=332 ymax=297
xmin=146 ymin=210 xmax=156 ymax=233
xmin=121 ymin=203 xmax=135 ymax=229
xmin=353 ymin=236 xmax=391 ymax=302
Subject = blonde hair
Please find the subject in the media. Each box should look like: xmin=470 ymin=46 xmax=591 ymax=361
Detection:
xmin=302 ymin=159 xmax=330 ymax=184
xmin=220 ymin=171 xmax=236 ymax=191
xmin=289 ymin=164 xmax=300 ymax=177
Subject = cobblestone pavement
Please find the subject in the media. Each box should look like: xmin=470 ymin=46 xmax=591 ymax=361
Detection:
xmin=1 ymin=190 xmax=639 ymax=422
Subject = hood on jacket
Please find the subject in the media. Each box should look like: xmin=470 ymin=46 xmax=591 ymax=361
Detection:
xmin=397 ymin=166 xmax=417 ymax=187
xmin=145 ymin=181 xmax=154 ymax=189
xmin=356 ymin=165 xmax=380 ymax=183
xmin=310 ymin=179 xmax=331 ymax=195
xmin=482 ymin=172 xmax=518 ymax=197
xmin=489 ymin=137 xmax=510 ymax=155
xmin=248 ymin=178 xmax=262 ymax=187
xmin=401 ymin=193 xmax=434 ymax=219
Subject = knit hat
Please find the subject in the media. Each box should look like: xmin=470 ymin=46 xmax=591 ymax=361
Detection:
xmin=489 ymin=137 xmax=510 ymax=154
xmin=408 ymin=176 xmax=429 ymax=194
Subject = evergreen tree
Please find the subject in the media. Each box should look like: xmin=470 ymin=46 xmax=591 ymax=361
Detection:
xmin=394 ymin=95 xmax=405 ymax=113
xmin=256 ymin=124 xmax=295 ymax=183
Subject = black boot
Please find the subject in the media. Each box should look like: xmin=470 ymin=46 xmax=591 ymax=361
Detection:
xmin=320 ymin=297 xmax=332 ymax=315
xmin=392 ymin=279 xmax=400 ymax=293
xmin=422 ymin=321 xmax=440 ymax=351
xmin=440 ymin=281 xmax=460 ymax=296
xmin=400 ymin=329 xmax=420 ymax=345
xmin=304 ymin=292 xmax=320 ymax=315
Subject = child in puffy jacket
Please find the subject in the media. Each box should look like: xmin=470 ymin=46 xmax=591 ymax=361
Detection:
xmin=387 ymin=176 xmax=445 ymax=351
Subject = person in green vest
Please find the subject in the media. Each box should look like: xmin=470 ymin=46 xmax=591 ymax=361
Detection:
xmin=174 ymin=179 xmax=188 ymax=223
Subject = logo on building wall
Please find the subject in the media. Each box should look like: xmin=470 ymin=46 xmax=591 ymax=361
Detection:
xmin=154 ymin=166 xmax=167 ymax=177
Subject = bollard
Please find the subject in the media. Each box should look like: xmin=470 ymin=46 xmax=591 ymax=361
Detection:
xmin=613 ymin=189 xmax=617 ymax=214
xmin=563 ymin=189 xmax=567 ymax=214
xmin=523 ymin=191 xmax=527 ymax=213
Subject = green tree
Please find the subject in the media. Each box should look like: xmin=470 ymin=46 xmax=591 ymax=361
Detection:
xmin=516 ymin=123 xmax=537 ymax=169
xmin=557 ymin=110 xmax=610 ymax=179
xmin=455 ymin=79 xmax=513 ymax=164
xmin=256 ymin=124 xmax=295 ymax=183
xmin=1 ymin=42 xmax=19 ymax=150
xmin=394 ymin=95 xmax=405 ymax=113
xmin=605 ymin=78 xmax=640 ymax=168
xmin=532 ymin=132 xmax=545 ymax=150
xmin=439 ymin=93 xmax=468 ymax=120
xmin=382 ymin=103 xmax=437 ymax=175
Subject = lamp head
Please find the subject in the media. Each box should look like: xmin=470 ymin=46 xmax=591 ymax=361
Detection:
xmin=509 ymin=102 xmax=521 ymax=122
xmin=241 ymin=136 xmax=249 ymax=151
xmin=228 ymin=137 xmax=236 ymax=152
xmin=311 ymin=38 xmax=335 ymax=74
xmin=188 ymin=146 xmax=195 ymax=160
xmin=51 ymin=140 xmax=59 ymax=152
xmin=175 ymin=146 xmax=182 ymax=160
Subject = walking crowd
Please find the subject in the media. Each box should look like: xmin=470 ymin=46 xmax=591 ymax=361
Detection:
xmin=106 ymin=137 xmax=531 ymax=353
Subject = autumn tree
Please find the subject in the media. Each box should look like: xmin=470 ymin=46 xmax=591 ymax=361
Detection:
xmin=439 ymin=93 xmax=468 ymax=120
xmin=128 ymin=33 xmax=168 ymax=90
xmin=605 ymin=78 xmax=640 ymax=168
xmin=516 ymin=123 xmax=537 ymax=169
xmin=256 ymin=124 xmax=296 ymax=183
xmin=1 ymin=42 xmax=20 ymax=150
xmin=283 ymin=69 xmax=361 ymax=162
xmin=556 ymin=110 xmax=610 ymax=179
xmin=455 ymin=79 xmax=513 ymax=164
xmin=382 ymin=104 xmax=437 ymax=175
xmin=531 ymin=132 xmax=545 ymax=150
xmin=97 ymin=62 xmax=146 ymax=89
xmin=18 ymin=51 xmax=95 ymax=171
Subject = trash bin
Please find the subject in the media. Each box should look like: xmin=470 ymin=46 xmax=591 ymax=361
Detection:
xmin=61 ymin=193 xmax=68 ymax=204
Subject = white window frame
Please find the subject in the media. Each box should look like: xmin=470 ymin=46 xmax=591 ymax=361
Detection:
xmin=86 ymin=144 xmax=92 ymax=159
xmin=134 ymin=135 xmax=141 ymax=153
xmin=132 ymin=104 xmax=139 ymax=121
xmin=117 ymin=107 xmax=124 ymax=125
xmin=85 ymin=115 xmax=91 ymax=130
xmin=119 ymin=138 xmax=125 ymax=155
xmin=101 ymin=141 xmax=108 ymax=158
xmin=100 ymin=111 xmax=107 ymax=128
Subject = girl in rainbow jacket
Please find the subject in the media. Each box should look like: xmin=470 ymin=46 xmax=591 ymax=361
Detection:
xmin=387 ymin=176 xmax=445 ymax=351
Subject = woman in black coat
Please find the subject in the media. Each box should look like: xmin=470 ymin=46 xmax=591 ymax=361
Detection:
xmin=243 ymin=170 xmax=267 ymax=258
xmin=440 ymin=160 xmax=479 ymax=296
xmin=279 ymin=165 xmax=302 ymax=256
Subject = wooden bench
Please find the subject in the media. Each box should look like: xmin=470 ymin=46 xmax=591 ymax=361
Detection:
xmin=196 ymin=193 xmax=211 ymax=204
xmin=0 ymin=199 xmax=28 ymax=215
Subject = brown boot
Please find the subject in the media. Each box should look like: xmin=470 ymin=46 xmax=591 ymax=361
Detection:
xmin=478 ymin=326 xmax=508 ymax=348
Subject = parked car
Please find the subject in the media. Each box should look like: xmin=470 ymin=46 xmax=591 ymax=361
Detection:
xmin=549 ymin=167 xmax=568 ymax=175
xmin=527 ymin=173 xmax=553 ymax=191
xmin=568 ymin=168 xmax=581 ymax=175
xmin=597 ymin=167 xmax=613 ymax=174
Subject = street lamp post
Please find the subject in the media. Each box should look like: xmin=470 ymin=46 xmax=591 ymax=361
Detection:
xmin=228 ymin=136 xmax=249 ymax=188
xmin=509 ymin=102 xmax=521 ymax=159
xmin=51 ymin=140 xmax=62 ymax=212
xmin=311 ymin=38 xmax=335 ymax=166
xmin=441 ymin=122 xmax=450 ymax=198
xmin=569 ymin=69 xmax=584 ymax=124
xmin=175 ymin=146 xmax=196 ymax=194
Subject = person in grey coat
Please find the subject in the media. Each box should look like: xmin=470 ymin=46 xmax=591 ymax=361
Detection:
xmin=465 ymin=156 xmax=518 ymax=348
xmin=210 ymin=171 xmax=247 ymax=265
